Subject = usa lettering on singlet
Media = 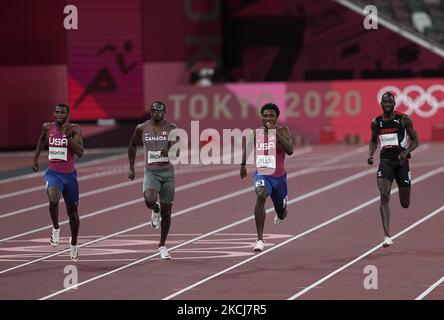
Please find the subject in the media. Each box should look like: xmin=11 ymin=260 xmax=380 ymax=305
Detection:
xmin=47 ymin=123 xmax=75 ymax=173
xmin=143 ymin=121 xmax=177 ymax=168
xmin=255 ymin=128 xmax=286 ymax=176
xmin=376 ymin=112 xmax=409 ymax=159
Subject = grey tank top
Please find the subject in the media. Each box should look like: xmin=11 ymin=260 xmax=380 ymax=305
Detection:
xmin=142 ymin=120 xmax=177 ymax=170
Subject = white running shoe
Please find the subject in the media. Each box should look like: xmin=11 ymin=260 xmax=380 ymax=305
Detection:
xmin=253 ymin=240 xmax=265 ymax=252
xmin=274 ymin=215 xmax=283 ymax=226
xmin=159 ymin=246 xmax=171 ymax=260
xmin=151 ymin=202 xmax=161 ymax=229
xmin=69 ymin=238 xmax=79 ymax=262
xmin=383 ymin=236 xmax=393 ymax=248
xmin=50 ymin=227 xmax=60 ymax=247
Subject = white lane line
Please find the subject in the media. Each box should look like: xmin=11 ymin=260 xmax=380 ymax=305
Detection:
xmin=0 ymin=153 xmax=129 ymax=184
xmin=0 ymin=147 xmax=319 ymax=238
xmin=1 ymin=147 xmax=365 ymax=272
xmin=288 ymin=180 xmax=444 ymax=299
xmin=288 ymin=204 xmax=444 ymax=300
xmin=416 ymin=275 xmax=444 ymax=300
xmin=0 ymin=147 xmax=313 ymax=216
xmin=163 ymin=166 xmax=444 ymax=300
xmin=39 ymin=164 xmax=374 ymax=300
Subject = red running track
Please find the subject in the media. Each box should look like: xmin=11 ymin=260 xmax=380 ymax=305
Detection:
xmin=0 ymin=144 xmax=443 ymax=300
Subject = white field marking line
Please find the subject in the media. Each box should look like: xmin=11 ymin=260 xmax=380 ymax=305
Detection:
xmin=39 ymin=165 xmax=374 ymax=300
xmin=416 ymin=274 xmax=444 ymax=300
xmin=287 ymin=186 xmax=444 ymax=299
xmin=3 ymin=148 xmax=365 ymax=274
xmin=0 ymin=146 xmax=324 ymax=241
xmin=0 ymin=153 xmax=130 ymax=185
xmin=289 ymin=204 xmax=444 ymax=300
xmin=0 ymin=164 xmax=142 ymax=200
xmin=0 ymin=169 xmax=244 ymax=237
xmin=163 ymin=165 xmax=444 ymax=300
xmin=0 ymin=148 xmax=314 ymax=218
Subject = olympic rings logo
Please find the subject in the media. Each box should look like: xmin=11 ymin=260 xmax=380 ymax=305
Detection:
xmin=377 ymin=85 xmax=444 ymax=118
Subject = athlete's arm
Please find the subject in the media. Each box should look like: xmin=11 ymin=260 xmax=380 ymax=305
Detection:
xmin=64 ymin=124 xmax=84 ymax=158
xmin=240 ymin=129 xmax=255 ymax=179
xmin=128 ymin=124 xmax=143 ymax=180
xmin=368 ymin=119 xmax=378 ymax=165
xmin=400 ymin=115 xmax=419 ymax=160
xmin=32 ymin=123 xmax=50 ymax=172
xmin=276 ymin=127 xmax=294 ymax=156
xmin=166 ymin=124 xmax=179 ymax=160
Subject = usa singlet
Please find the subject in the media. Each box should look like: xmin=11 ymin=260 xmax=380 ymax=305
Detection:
xmin=255 ymin=128 xmax=286 ymax=177
xmin=47 ymin=122 xmax=75 ymax=173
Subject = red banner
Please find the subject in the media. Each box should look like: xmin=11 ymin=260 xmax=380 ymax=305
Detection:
xmin=145 ymin=78 xmax=444 ymax=142
xmin=68 ymin=0 xmax=143 ymax=120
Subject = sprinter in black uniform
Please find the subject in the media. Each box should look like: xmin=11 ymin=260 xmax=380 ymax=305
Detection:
xmin=368 ymin=92 xmax=419 ymax=247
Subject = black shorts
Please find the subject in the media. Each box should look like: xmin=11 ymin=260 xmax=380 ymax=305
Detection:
xmin=377 ymin=159 xmax=411 ymax=187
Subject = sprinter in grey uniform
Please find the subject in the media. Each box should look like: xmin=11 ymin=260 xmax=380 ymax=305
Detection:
xmin=128 ymin=101 xmax=177 ymax=259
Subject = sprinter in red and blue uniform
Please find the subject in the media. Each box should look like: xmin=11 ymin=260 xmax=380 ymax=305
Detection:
xmin=32 ymin=104 xmax=84 ymax=261
xmin=240 ymin=103 xmax=294 ymax=252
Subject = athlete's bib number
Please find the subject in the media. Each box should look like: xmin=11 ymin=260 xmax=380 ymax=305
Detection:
xmin=379 ymin=133 xmax=399 ymax=148
xmin=147 ymin=151 xmax=169 ymax=164
xmin=48 ymin=147 xmax=68 ymax=161
xmin=256 ymin=155 xmax=276 ymax=169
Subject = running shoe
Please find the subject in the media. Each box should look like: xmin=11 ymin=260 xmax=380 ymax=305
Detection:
xmin=50 ymin=227 xmax=60 ymax=247
xmin=382 ymin=236 xmax=393 ymax=248
xmin=159 ymin=246 xmax=171 ymax=260
xmin=69 ymin=237 xmax=79 ymax=262
xmin=253 ymin=240 xmax=265 ymax=252
xmin=274 ymin=215 xmax=283 ymax=226
xmin=151 ymin=202 xmax=161 ymax=229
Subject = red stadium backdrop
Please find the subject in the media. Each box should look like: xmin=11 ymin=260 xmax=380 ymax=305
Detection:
xmin=67 ymin=0 xmax=143 ymax=120
xmin=145 ymin=78 xmax=444 ymax=143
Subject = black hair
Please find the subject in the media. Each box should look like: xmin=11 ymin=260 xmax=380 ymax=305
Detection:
xmin=151 ymin=101 xmax=166 ymax=111
xmin=55 ymin=103 xmax=70 ymax=114
xmin=381 ymin=92 xmax=395 ymax=101
xmin=261 ymin=102 xmax=280 ymax=117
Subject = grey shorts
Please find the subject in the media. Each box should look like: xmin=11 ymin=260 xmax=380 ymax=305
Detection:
xmin=143 ymin=166 xmax=175 ymax=204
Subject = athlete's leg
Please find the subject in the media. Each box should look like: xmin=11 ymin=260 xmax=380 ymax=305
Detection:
xmin=47 ymin=187 xmax=62 ymax=229
xmin=45 ymin=170 xmax=63 ymax=229
xmin=62 ymin=171 xmax=80 ymax=245
xmin=396 ymin=160 xmax=411 ymax=209
xmin=143 ymin=169 xmax=161 ymax=212
xmin=159 ymin=202 xmax=172 ymax=247
xmin=255 ymin=186 xmax=267 ymax=241
xmin=66 ymin=205 xmax=80 ymax=245
xmin=398 ymin=187 xmax=410 ymax=208
xmin=377 ymin=178 xmax=393 ymax=237
xmin=143 ymin=189 xmax=160 ymax=212
xmin=271 ymin=174 xmax=288 ymax=221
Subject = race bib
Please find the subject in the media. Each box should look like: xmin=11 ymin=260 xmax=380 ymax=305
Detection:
xmin=48 ymin=147 xmax=67 ymax=161
xmin=256 ymin=155 xmax=276 ymax=169
xmin=147 ymin=151 xmax=169 ymax=164
xmin=379 ymin=133 xmax=399 ymax=148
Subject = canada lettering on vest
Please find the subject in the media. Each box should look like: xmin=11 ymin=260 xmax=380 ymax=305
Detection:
xmin=49 ymin=137 xmax=68 ymax=146
xmin=256 ymin=142 xmax=275 ymax=150
xmin=145 ymin=136 xmax=167 ymax=141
